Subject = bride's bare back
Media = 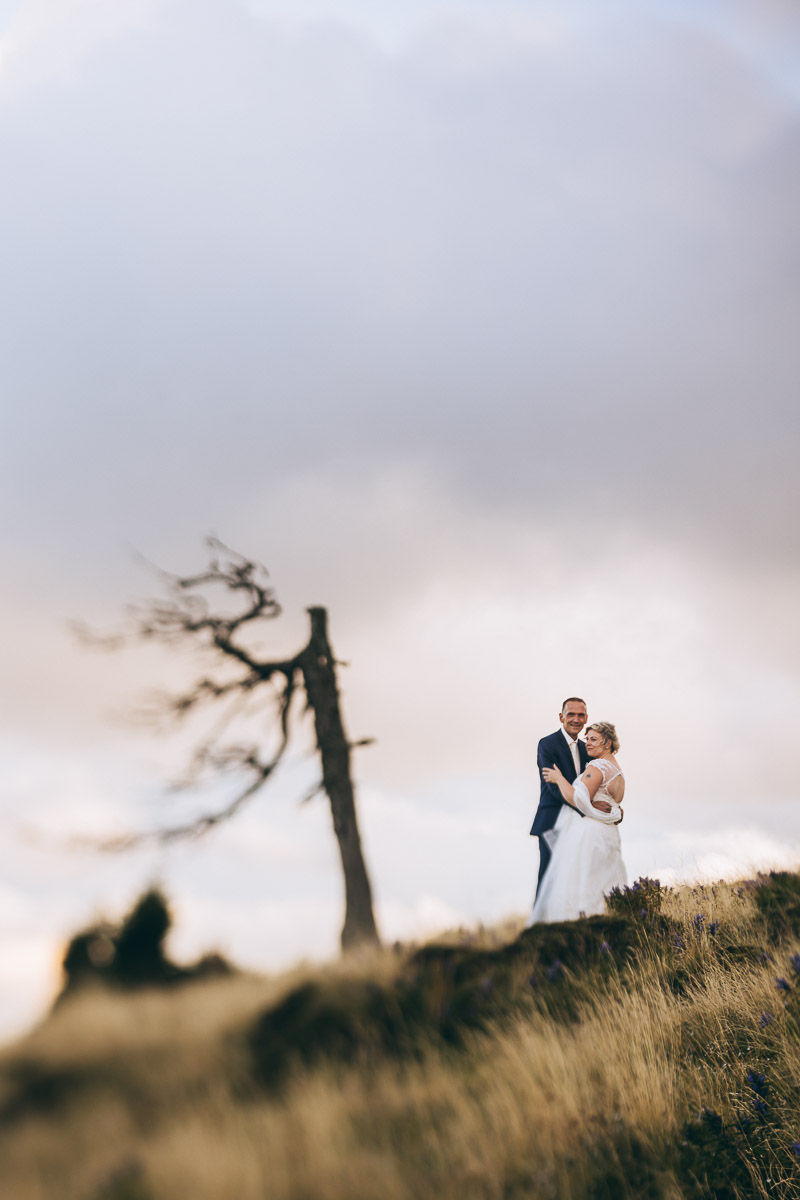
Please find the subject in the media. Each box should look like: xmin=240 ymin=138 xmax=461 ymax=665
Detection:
xmin=589 ymin=756 xmax=625 ymax=810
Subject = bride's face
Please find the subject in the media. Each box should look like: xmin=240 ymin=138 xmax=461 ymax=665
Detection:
xmin=585 ymin=729 xmax=608 ymax=757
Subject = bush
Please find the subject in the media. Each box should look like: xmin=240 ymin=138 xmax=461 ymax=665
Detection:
xmin=58 ymin=889 xmax=235 ymax=1000
xmin=754 ymin=872 xmax=800 ymax=942
xmin=606 ymin=876 xmax=670 ymax=919
xmin=112 ymin=890 xmax=176 ymax=986
xmin=248 ymin=914 xmax=642 ymax=1089
xmin=679 ymin=1107 xmax=753 ymax=1199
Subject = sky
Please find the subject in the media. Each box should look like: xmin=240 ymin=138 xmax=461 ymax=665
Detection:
xmin=1 ymin=0 xmax=800 ymax=1040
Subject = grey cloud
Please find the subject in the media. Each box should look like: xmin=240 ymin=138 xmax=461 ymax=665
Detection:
xmin=1 ymin=0 xmax=798 ymax=579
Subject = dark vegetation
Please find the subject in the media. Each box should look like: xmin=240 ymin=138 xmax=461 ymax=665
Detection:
xmin=4 ymin=872 xmax=800 ymax=1198
xmin=249 ymin=913 xmax=638 ymax=1089
xmin=59 ymin=888 xmax=232 ymax=998
xmin=242 ymin=871 xmax=800 ymax=1196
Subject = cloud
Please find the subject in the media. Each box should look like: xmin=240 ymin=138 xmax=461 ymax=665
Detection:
xmin=654 ymin=826 xmax=800 ymax=884
xmin=378 ymin=894 xmax=471 ymax=940
xmin=0 ymin=0 xmax=158 ymax=92
xmin=1 ymin=0 xmax=798 ymax=578
xmin=0 ymin=932 xmax=61 ymax=1043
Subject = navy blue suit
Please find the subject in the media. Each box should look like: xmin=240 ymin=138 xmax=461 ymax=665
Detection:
xmin=530 ymin=730 xmax=588 ymax=894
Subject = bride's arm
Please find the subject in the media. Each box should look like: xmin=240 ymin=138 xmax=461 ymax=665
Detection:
xmin=541 ymin=764 xmax=605 ymax=810
xmin=540 ymin=764 xmax=578 ymax=808
xmin=542 ymin=765 xmax=618 ymax=822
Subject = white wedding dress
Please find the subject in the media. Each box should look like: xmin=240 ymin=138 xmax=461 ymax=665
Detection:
xmin=529 ymin=758 xmax=628 ymax=924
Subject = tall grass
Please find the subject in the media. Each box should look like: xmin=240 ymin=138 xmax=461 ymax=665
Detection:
xmin=3 ymin=872 xmax=800 ymax=1199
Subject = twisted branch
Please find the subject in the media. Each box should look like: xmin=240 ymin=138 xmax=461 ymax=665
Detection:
xmin=74 ymin=539 xmax=308 ymax=847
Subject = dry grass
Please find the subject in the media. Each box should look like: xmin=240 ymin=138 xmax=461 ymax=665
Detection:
xmin=3 ymin=874 xmax=800 ymax=1199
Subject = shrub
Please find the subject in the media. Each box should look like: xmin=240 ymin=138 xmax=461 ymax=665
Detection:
xmin=679 ymin=1107 xmax=753 ymax=1199
xmin=58 ymin=889 xmax=234 ymax=999
xmin=754 ymin=872 xmax=800 ymax=942
xmin=606 ymin=876 xmax=669 ymax=919
xmin=248 ymin=915 xmax=642 ymax=1090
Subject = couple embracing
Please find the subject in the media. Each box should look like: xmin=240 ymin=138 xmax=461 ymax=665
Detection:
xmin=528 ymin=697 xmax=628 ymax=924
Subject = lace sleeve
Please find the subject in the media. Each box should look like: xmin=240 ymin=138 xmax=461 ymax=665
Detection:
xmin=588 ymin=758 xmax=614 ymax=782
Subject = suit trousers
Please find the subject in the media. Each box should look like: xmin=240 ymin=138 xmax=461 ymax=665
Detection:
xmin=535 ymin=834 xmax=552 ymax=897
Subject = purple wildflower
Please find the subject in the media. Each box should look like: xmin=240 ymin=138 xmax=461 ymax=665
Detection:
xmin=599 ymin=941 xmax=611 ymax=955
xmin=546 ymin=960 xmax=562 ymax=982
xmin=747 ymin=1070 xmax=767 ymax=1096
xmin=692 ymin=913 xmax=705 ymax=932
xmin=734 ymin=1111 xmax=752 ymax=1135
xmin=478 ymin=975 xmax=494 ymax=997
xmin=789 ymin=953 xmax=800 ymax=976
xmin=708 ymin=920 xmax=720 ymax=937
xmin=791 ymin=1142 xmax=800 ymax=1162
xmin=776 ymin=977 xmax=792 ymax=993
xmin=759 ymin=1012 xmax=775 ymax=1028
xmin=753 ymin=1097 xmax=768 ymax=1117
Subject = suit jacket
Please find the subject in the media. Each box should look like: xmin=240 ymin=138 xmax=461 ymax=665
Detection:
xmin=529 ymin=729 xmax=589 ymax=836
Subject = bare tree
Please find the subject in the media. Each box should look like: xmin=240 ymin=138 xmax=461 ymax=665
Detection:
xmin=78 ymin=538 xmax=380 ymax=952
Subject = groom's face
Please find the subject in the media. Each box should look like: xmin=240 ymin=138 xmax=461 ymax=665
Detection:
xmin=560 ymin=702 xmax=588 ymax=738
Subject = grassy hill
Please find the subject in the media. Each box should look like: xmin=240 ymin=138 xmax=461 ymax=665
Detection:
xmin=3 ymin=871 xmax=800 ymax=1199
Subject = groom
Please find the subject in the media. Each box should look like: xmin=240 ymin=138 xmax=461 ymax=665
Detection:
xmin=530 ymin=696 xmax=613 ymax=895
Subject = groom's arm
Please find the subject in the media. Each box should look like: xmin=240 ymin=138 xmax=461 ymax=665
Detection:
xmin=536 ymin=736 xmax=561 ymax=799
xmin=536 ymin=737 xmax=551 ymax=774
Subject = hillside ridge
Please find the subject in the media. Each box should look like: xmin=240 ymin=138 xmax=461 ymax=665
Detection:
xmin=3 ymin=871 xmax=800 ymax=1199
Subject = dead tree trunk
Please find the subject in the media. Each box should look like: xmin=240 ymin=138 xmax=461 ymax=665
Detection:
xmin=300 ymin=607 xmax=380 ymax=951
xmin=77 ymin=540 xmax=382 ymax=957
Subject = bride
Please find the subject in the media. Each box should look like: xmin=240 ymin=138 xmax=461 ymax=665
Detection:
xmin=528 ymin=721 xmax=627 ymax=924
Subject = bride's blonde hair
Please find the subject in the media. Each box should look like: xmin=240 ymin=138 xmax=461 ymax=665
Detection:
xmin=587 ymin=721 xmax=620 ymax=754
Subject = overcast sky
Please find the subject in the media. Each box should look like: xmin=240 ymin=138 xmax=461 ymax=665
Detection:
xmin=2 ymin=0 xmax=800 ymax=1040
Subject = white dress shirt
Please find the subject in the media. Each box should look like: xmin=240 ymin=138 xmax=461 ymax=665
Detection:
xmin=561 ymin=729 xmax=582 ymax=779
